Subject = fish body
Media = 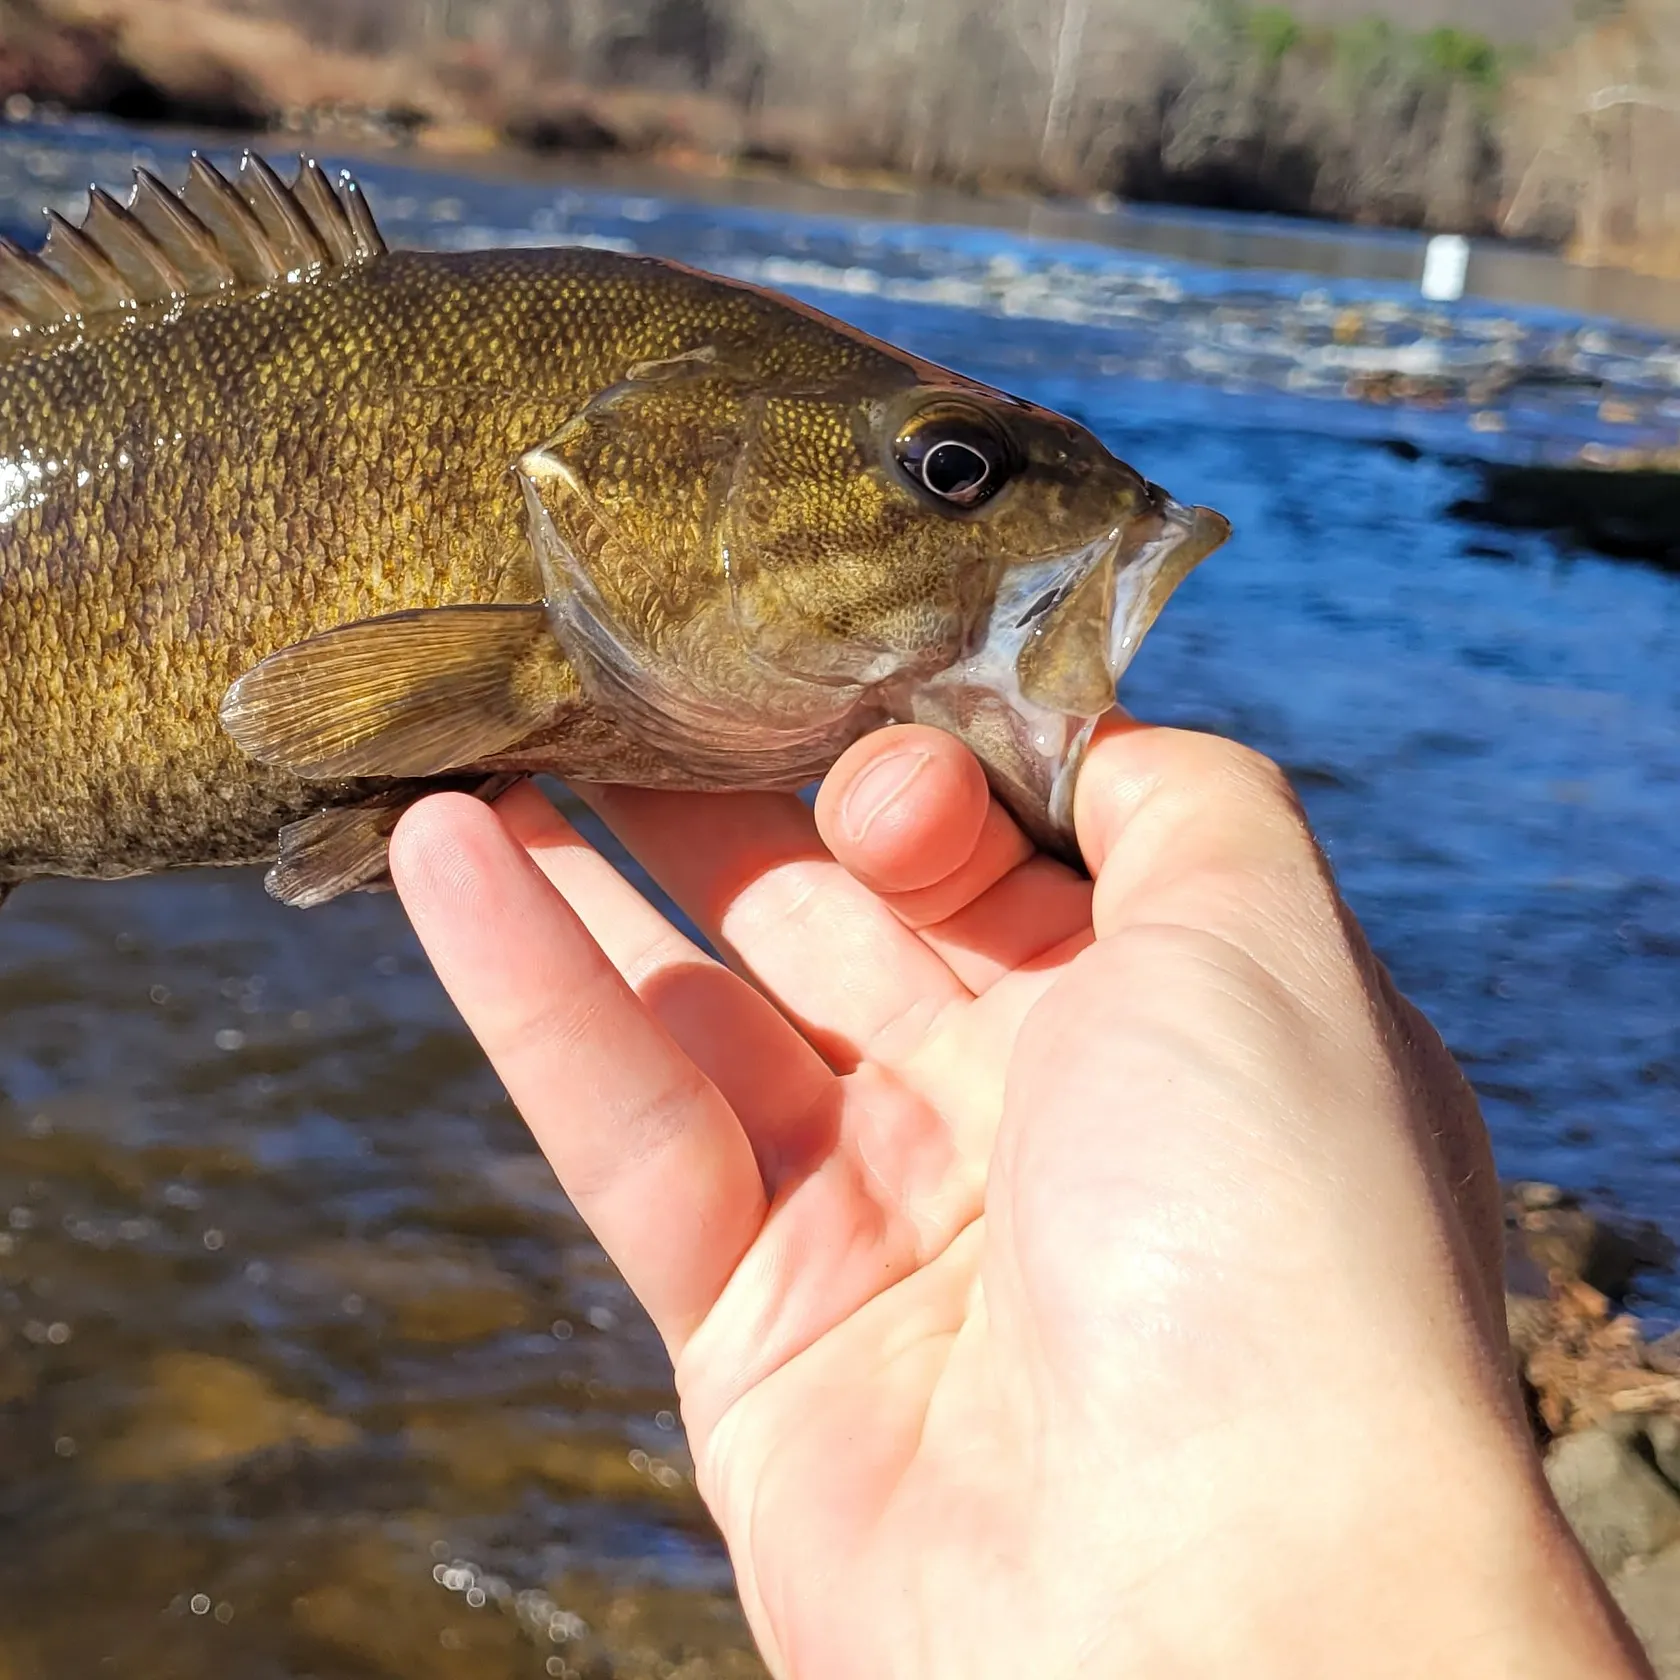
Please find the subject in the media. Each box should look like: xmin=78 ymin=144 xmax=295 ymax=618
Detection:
xmin=0 ymin=157 xmax=1228 ymax=906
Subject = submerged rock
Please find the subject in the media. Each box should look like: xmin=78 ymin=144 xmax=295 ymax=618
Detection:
xmin=1506 ymin=1181 xmax=1675 ymax=1301
xmin=90 ymin=1351 xmax=357 ymax=1482
xmin=291 ymin=1531 xmax=529 ymax=1679
xmin=1452 ymin=464 xmax=1680 ymax=572
xmin=282 ymin=1241 xmax=534 ymax=1343
xmin=406 ymin=1409 xmax=694 ymax=1504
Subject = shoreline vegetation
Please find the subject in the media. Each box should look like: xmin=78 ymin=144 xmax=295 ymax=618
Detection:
xmin=0 ymin=0 xmax=1674 ymax=279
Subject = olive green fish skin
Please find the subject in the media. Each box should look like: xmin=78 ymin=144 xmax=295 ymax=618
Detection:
xmin=0 ymin=245 xmax=931 ymax=888
xmin=0 ymin=169 xmax=1226 ymax=905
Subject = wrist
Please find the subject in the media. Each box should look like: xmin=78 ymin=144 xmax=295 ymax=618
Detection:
xmin=1027 ymin=1385 xmax=1653 ymax=1680
xmin=1171 ymin=1396 xmax=1651 ymax=1680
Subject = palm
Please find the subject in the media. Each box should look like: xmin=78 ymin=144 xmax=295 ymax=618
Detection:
xmin=391 ymin=743 xmax=1103 ymax=1672
xmin=678 ymin=952 xmax=1075 ymax=1674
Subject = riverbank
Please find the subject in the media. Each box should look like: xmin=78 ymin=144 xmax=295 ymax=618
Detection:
xmin=0 ymin=0 xmax=1677 ymax=278
xmin=1506 ymin=1184 xmax=1680 ymax=1675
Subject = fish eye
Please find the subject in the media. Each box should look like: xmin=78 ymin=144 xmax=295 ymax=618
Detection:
xmin=892 ymin=405 xmax=1015 ymax=509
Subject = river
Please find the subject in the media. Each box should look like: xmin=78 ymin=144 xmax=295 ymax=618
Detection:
xmin=0 ymin=117 xmax=1676 ymax=1677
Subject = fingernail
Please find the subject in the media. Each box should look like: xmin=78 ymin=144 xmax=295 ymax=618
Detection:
xmin=841 ymin=750 xmax=930 ymax=845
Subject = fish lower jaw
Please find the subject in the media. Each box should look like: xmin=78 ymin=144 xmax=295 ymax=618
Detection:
xmin=1109 ymin=493 xmax=1232 ymax=677
xmin=877 ymin=661 xmax=1095 ymax=863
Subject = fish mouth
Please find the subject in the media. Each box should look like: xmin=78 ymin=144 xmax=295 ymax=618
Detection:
xmin=1042 ymin=488 xmax=1231 ymax=843
xmin=1106 ymin=488 xmax=1232 ymax=686
xmin=887 ymin=490 xmax=1230 ymax=863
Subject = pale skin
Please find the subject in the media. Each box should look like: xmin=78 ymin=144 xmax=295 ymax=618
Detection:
xmin=389 ymin=717 xmax=1653 ymax=1680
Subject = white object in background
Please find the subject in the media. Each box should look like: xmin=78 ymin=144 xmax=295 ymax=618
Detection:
xmin=1420 ymin=233 xmax=1470 ymax=302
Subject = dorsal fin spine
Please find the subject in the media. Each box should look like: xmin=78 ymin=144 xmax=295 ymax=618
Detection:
xmin=42 ymin=209 xmax=129 ymax=310
xmin=292 ymin=158 xmax=358 ymax=264
xmin=0 ymin=236 xmax=80 ymax=320
xmin=341 ymin=176 xmax=387 ymax=260
xmin=126 ymin=168 xmax=238 ymax=290
xmin=235 ymin=151 xmax=330 ymax=271
xmin=84 ymin=187 xmax=187 ymax=301
xmin=0 ymin=155 xmax=386 ymax=339
xmin=183 ymin=153 xmax=284 ymax=283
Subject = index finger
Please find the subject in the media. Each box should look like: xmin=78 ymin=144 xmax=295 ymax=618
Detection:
xmin=813 ymin=726 xmax=1095 ymax=992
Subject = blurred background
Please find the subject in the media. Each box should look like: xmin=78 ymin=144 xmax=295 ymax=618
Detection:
xmin=0 ymin=0 xmax=1677 ymax=265
xmin=0 ymin=2 xmax=1677 ymax=1676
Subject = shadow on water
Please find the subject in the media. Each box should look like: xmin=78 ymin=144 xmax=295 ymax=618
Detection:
xmin=0 ymin=119 xmax=1676 ymax=1676
xmin=1451 ymin=465 xmax=1680 ymax=573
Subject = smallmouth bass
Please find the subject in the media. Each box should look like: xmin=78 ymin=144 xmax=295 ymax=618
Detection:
xmin=0 ymin=154 xmax=1229 ymax=908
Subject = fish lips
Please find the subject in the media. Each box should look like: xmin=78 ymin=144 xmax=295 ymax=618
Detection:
xmin=889 ymin=490 xmax=1230 ymax=864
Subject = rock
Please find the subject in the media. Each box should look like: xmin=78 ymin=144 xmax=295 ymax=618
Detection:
xmin=1516 ymin=1272 xmax=1680 ymax=1437
xmin=1502 ymin=1184 xmax=1677 ymax=1393
xmin=1509 ymin=1180 xmax=1567 ymax=1214
xmin=1506 ymin=1182 xmax=1600 ymax=1286
xmin=1545 ymin=1425 xmax=1680 ymax=1578
xmin=1511 ymin=1195 xmax=1599 ymax=1286
xmin=1457 ymin=466 xmax=1680 ymax=574
xmin=283 ymin=1242 xmax=532 ymax=1343
xmin=291 ymin=1531 xmax=527 ymax=1679
xmin=90 ymin=1351 xmax=357 ymax=1482
xmin=524 ymin=1572 xmax=765 ymax=1680
xmin=1649 ymin=1415 xmax=1680 ymax=1493
xmin=1504 ymin=1224 xmax=1552 ymax=1299
xmin=1585 ymin=1216 xmax=1678 ymax=1302
xmin=0 ymin=1347 xmax=35 ymax=1407
xmin=1523 ymin=1281 xmax=1646 ymax=1434
xmin=1503 ymin=1224 xmax=1554 ymax=1363
xmin=1611 ymin=1541 xmax=1680 ymax=1680
xmin=1504 ymin=1289 xmax=1554 ymax=1363
xmin=407 ymin=1411 xmax=693 ymax=1504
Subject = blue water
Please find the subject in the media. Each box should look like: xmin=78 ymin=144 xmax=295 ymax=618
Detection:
xmin=0 ymin=118 xmax=1675 ymax=1674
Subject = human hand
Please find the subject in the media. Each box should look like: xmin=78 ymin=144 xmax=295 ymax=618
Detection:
xmin=390 ymin=719 xmax=1649 ymax=1680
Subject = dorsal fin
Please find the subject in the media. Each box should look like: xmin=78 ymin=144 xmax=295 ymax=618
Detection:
xmin=83 ymin=187 xmax=186 ymax=302
xmin=234 ymin=152 xmax=330 ymax=270
xmin=127 ymin=168 xmax=238 ymax=290
xmin=180 ymin=153 xmax=285 ymax=283
xmin=340 ymin=176 xmax=387 ymax=261
xmin=40 ymin=210 xmax=129 ymax=312
xmin=0 ymin=236 xmax=79 ymax=321
xmin=290 ymin=157 xmax=362 ymax=265
xmin=0 ymin=153 xmax=387 ymax=341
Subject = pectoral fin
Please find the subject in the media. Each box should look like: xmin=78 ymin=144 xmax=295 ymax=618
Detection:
xmin=221 ymin=604 xmax=563 ymax=779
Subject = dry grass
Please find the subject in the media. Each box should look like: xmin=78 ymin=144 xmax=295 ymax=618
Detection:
xmin=1502 ymin=0 xmax=1680 ymax=277
xmin=4 ymin=0 xmax=1679 ymax=270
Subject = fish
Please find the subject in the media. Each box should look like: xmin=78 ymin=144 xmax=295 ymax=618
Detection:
xmin=0 ymin=153 xmax=1229 ymax=910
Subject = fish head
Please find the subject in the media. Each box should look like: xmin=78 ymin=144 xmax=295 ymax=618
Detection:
xmin=716 ymin=376 xmax=1230 ymax=857
xmin=517 ymin=340 xmax=1227 ymax=856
